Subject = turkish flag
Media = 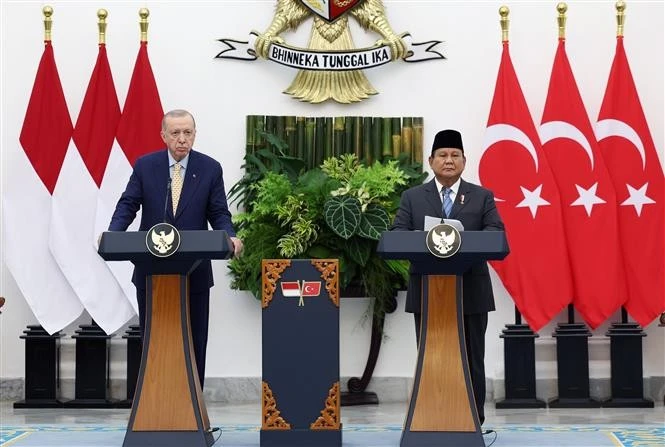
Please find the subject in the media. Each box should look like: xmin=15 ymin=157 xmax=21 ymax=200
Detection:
xmin=479 ymin=41 xmax=574 ymax=332
xmin=596 ymin=37 xmax=665 ymax=327
xmin=539 ymin=39 xmax=626 ymax=329
xmin=302 ymin=281 xmax=322 ymax=297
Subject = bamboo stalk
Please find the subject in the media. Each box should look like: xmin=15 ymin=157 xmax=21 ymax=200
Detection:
xmin=285 ymin=116 xmax=297 ymax=157
xmin=344 ymin=116 xmax=354 ymax=157
xmin=255 ymin=115 xmax=266 ymax=150
xmin=401 ymin=117 xmax=413 ymax=163
xmin=391 ymin=117 xmax=401 ymax=159
xmin=265 ymin=115 xmax=276 ymax=139
xmin=353 ymin=116 xmax=362 ymax=161
xmin=334 ymin=117 xmax=345 ymax=157
xmin=245 ymin=115 xmax=256 ymax=155
xmin=382 ymin=117 xmax=392 ymax=159
xmin=363 ymin=116 xmax=372 ymax=165
xmin=315 ymin=117 xmax=325 ymax=166
xmin=296 ymin=116 xmax=305 ymax=161
xmin=413 ymin=117 xmax=424 ymax=166
xmin=305 ymin=117 xmax=316 ymax=168
xmin=372 ymin=117 xmax=382 ymax=163
xmin=325 ymin=117 xmax=333 ymax=160
xmin=275 ymin=115 xmax=285 ymax=143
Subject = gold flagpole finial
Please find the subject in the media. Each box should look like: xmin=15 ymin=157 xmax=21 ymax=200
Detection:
xmin=616 ymin=1 xmax=626 ymax=37
xmin=43 ymin=6 xmax=53 ymax=42
xmin=499 ymin=6 xmax=510 ymax=43
xmin=139 ymin=8 xmax=150 ymax=42
xmin=97 ymin=9 xmax=108 ymax=45
xmin=557 ymin=3 xmax=568 ymax=40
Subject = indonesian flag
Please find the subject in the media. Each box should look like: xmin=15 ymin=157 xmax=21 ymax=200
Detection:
xmin=93 ymin=41 xmax=164 ymax=312
xmin=595 ymin=37 xmax=665 ymax=327
xmin=539 ymin=39 xmax=626 ymax=329
xmin=49 ymin=44 xmax=135 ymax=335
xmin=281 ymin=281 xmax=301 ymax=297
xmin=479 ymin=41 xmax=574 ymax=332
xmin=280 ymin=281 xmax=321 ymax=298
xmin=3 ymin=41 xmax=83 ymax=334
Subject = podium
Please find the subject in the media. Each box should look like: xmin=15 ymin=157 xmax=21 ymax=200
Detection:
xmin=377 ymin=230 xmax=508 ymax=447
xmin=99 ymin=230 xmax=233 ymax=447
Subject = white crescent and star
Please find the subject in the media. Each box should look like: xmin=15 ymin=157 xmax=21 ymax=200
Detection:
xmin=483 ymin=124 xmax=549 ymax=217
xmin=539 ymin=120 xmax=606 ymax=216
xmin=596 ymin=118 xmax=655 ymax=216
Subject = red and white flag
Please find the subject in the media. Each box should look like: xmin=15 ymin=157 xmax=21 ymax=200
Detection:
xmin=3 ymin=41 xmax=83 ymax=334
xmin=479 ymin=41 xmax=574 ymax=332
xmin=93 ymin=41 xmax=164 ymax=312
xmin=539 ymin=39 xmax=626 ymax=329
xmin=49 ymin=43 xmax=135 ymax=335
xmin=280 ymin=281 xmax=301 ymax=297
xmin=595 ymin=37 xmax=665 ymax=327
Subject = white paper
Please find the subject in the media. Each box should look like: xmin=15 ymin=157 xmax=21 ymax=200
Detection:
xmin=424 ymin=215 xmax=464 ymax=232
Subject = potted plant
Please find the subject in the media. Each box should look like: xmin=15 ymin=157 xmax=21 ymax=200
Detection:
xmin=227 ymin=132 xmax=425 ymax=314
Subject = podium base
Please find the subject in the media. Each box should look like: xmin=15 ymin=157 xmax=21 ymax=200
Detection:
xmin=548 ymin=397 xmax=601 ymax=408
xmin=63 ymin=398 xmax=118 ymax=408
xmin=260 ymin=428 xmax=342 ymax=447
xmin=341 ymin=391 xmax=378 ymax=406
xmin=400 ymin=430 xmax=483 ymax=447
xmin=602 ymin=397 xmax=654 ymax=408
xmin=13 ymin=399 xmax=65 ymax=409
xmin=495 ymin=397 xmax=546 ymax=409
xmin=123 ymin=430 xmax=214 ymax=447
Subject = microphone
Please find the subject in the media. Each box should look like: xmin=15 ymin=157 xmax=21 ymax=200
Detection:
xmin=164 ymin=178 xmax=171 ymax=223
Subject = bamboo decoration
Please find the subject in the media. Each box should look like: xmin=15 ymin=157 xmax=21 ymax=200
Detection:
xmin=363 ymin=117 xmax=373 ymax=165
xmin=245 ymin=115 xmax=424 ymax=168
xmin=413 ymin=117 xmax=424 ymax=165
xmin=372 ymin=117 xmax=383 ymax=163
xmin=402 ymin=117 xmax=413 ymax=162
xmin=333 ymin=117 xmax=345 ymax=157
xmin=285 ymin=116 xmax=297 ymax=157
xmin=391 ymin=117 xmax=401 ymax=158
xmin=381 ymin=117 xmax=392 ymax=159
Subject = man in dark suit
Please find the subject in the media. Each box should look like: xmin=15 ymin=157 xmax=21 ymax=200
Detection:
xmin=392 ymin=129 xmax=505 ymax=425
xmin=109 ymin=109 xmax=243 ymax=388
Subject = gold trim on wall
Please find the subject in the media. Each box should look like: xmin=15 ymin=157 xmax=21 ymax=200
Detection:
xmin=312 ymin=259 xmax=339 ymax=307
xmin=262 ymin=260 xmax=292 ymax=309
xmin=262 ymin=381 xmax=292 ymax=430
xmin=310 ymin=381 xmax=341 ymax=430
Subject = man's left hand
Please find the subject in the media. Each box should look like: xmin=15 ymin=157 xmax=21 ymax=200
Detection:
xmin=230 ymin=237 xmax=244 ymax=258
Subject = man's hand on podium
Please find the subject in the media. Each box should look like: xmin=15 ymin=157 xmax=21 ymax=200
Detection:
xmin=231 ymin=237 xmax=244 ymax=258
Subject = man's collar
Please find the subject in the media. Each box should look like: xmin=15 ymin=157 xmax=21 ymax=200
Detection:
xmin=168 ymin=150 xmax=191 ymax=169
xmin=435 ymin=177 xmax=462 ymax=194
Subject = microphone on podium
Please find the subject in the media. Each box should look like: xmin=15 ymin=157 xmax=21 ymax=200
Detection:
xmin=163 ymin=178 xmax=172 ymax=223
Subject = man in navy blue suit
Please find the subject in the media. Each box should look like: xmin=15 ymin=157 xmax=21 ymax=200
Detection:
xmin=392 ymin=129 xmax=505 ymax=425
xmin=109 ymin=109 xmax=243 ymax=388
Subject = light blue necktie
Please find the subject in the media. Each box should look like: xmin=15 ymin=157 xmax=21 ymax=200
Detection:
xmin=442 ymin=187 xmax=453 ymax=218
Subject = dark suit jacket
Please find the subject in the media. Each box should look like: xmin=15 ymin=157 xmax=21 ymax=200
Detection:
xmin=392 ymin=178 xmax=505 ymax=315
xmin=109 ymin=149 xmax=236 ymax=292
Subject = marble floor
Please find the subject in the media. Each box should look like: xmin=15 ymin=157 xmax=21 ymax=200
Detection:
xmin=2 ymin=400 xmax=663 ymax=426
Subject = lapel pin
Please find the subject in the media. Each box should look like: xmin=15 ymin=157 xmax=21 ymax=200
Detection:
xmin=459 ymin=194 xmax=465 ymax=205
xmin=192 ymin=174 xmax=196 ymax=178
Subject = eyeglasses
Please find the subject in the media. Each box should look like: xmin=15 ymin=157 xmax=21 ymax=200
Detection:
xmin=167 ymin=129 xmax=195 ymax=139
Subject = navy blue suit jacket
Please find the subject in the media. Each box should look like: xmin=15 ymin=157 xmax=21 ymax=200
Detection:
xmin=392 ymin=178 xmax=505 ymax=315
xmin=109 ymin=149 xmax=236 ymax=292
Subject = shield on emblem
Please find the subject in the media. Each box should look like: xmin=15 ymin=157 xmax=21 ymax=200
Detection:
xmin=300 ymin=0 xmax=363 ymax=22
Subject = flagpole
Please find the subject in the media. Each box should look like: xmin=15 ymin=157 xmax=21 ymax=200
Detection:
xmin=494 ymin=5 xmax=545 ymax=410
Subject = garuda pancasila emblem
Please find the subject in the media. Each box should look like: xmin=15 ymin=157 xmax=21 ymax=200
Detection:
xmin=216 ymin=0 xmax=444 ymax=104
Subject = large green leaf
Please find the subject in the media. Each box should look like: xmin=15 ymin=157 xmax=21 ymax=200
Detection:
xmin=342 ymin=238 xmax=372 ymax=267
xmin=324 ymin=196 xmax=361 ymax=239
xmin=357 ymin=204 xmax=390 ymax=240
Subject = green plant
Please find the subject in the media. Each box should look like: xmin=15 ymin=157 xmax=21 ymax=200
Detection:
xmin=228 ymin=139 xmax=426 ymax=314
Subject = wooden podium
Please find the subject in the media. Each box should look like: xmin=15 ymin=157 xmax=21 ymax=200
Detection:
xmin=377 ymin=230 xmax=508 ymax=447
xmin=99 ymin=230 xmax=233 ymax=447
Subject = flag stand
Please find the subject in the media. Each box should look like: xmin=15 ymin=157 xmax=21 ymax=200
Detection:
xmin=602 ymin=308 xmax=654 ymax=408
xmin=549 ymin=305 xmax=600 ymax=408
xmin=63 ymin=319 xmax=118 ymax=408
xmin=14 ymin=325 xmax=66 ymax=408
xmin=115 ymin=324 xmax=142 ymax=409
xmin=495 ymin=307 xmax=545 ymax=409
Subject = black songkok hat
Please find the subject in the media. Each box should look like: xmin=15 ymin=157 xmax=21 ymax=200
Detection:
xmin=431 ymin=129 xmax=464 ymax=155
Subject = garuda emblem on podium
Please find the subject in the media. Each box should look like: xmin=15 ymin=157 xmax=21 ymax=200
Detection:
xmin=146 ymin=223 xmax=181 ymax=258
xmin=216 ymin=0 xmax=445 ymax=104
